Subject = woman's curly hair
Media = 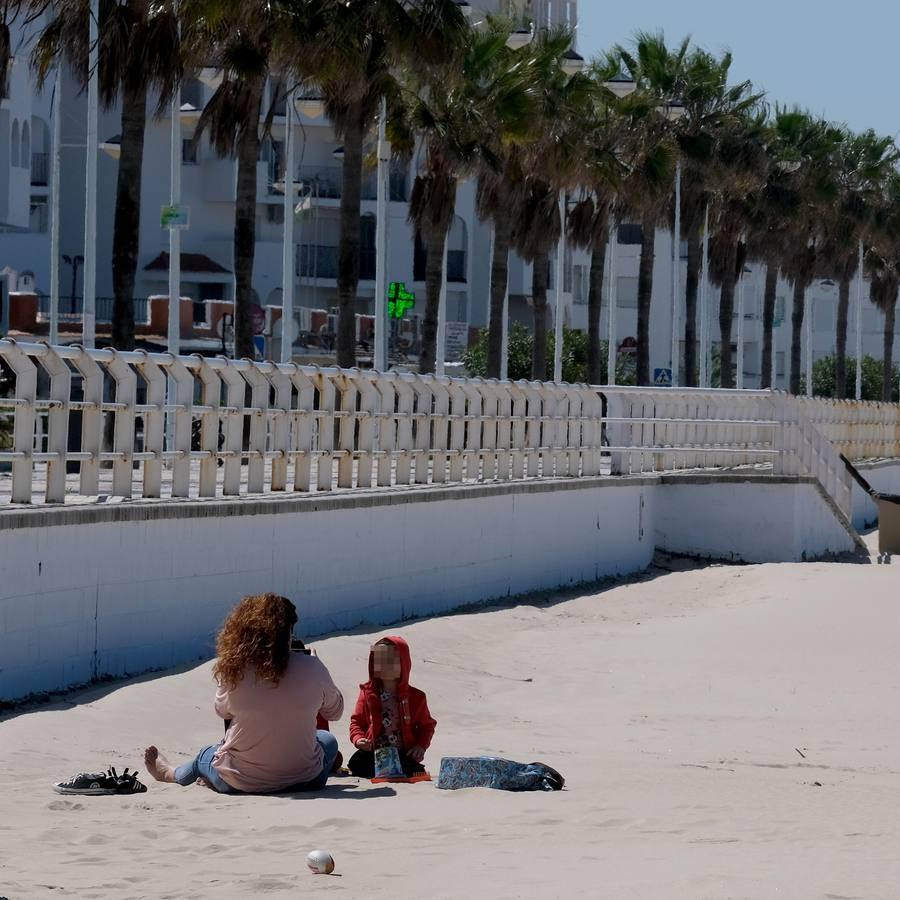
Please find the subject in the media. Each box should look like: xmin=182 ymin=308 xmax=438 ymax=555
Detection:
xmin=213 ymin=593 xmax=298 ymax=690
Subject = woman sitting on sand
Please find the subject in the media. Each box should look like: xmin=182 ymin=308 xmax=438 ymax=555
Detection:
xmin=144 ymin=593 xmax=343 ymax=794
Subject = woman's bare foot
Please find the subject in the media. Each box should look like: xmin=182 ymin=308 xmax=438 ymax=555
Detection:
xmin=144 ymin=746 xmax=176 ymax=783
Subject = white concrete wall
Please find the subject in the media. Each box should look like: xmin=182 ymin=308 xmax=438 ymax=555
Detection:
xmin=0 ymin=480 xmax=654 ymax=702
xmin=1 ymin=473 xmax=864 ymax=702
xmin=850 ymin=460 xmax=900 ymax=531
xmin=655 ymin=478 xmax=859 ymax=563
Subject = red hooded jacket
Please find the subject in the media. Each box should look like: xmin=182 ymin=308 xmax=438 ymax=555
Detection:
xmin=349 ymin=636 xmax=436 ymax=752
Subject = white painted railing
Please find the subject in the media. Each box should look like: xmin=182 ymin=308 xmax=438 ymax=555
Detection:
xmin=2 ymin=339 xmax=896 ymax=520
xmin=0 ymin=340 xmax=607 ymax=504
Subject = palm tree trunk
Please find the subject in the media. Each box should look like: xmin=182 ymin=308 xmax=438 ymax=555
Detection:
xmin=835 ymin=273 xmax=851 ymax=398
xmin=760 ymin=262 xmax=778 ymax=389
xmin=717 ymin=242 xmax=738 ymax=390
xmin=486 ymin=210 xmax=512 ymax=379
xmin=110 ymin=80 xmax=147 ymax=351
xmin=233 ymin=77 xmax=263 ymax=361
xmin=789 ymin=279 xmax=806 ymax=395
xmin=419 ymin=220 xmax=448 ymax=375
xmin=531 ymin=252 xmax=549 ymax=380
xmin=336 ymin=102 xmax=365 ymax=368
xmin=682 ymin=225 xmax=701 ymax=386
xmin=587 ymin=222 xmax=609 ymax=384
xmin=636 ymin=210 xmax=656 ymax=385
xmin=883 ymin=293 xmax=896 ymax=402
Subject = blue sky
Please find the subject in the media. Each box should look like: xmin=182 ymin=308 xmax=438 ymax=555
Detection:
xmin=578 ymin=1 xmax=897 ymax=139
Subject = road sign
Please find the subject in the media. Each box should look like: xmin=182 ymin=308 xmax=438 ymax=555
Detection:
xmin=161 ymin=204 xmax=190 ymax=230
xmin=653 ymin=367 xmax=672 ymax=386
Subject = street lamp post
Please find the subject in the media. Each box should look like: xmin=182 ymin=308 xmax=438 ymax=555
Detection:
xmin=374 ymin=95 xmax=390 ymax=371
xmin=82 ymin=0 xmax=99 ymax=348
xmin=671 ymin=159 xmax=681 ymax=386
xmin=281 ymin=92 xmax=296 ymax=364
xmin=699 ymin=203 xmax=710 ymax=387
xmin=805 ymin=286 xmax=813 ymax=398
xmin=49 ymin=66 xmax=62 ymax=346
xmin=553 ymin=192 xmax=566 ymax=383
xmin=62 ymin=254 xmax=84 ymax=314
xmin=855 ymin=238 xmax=864 ymax=400
xmin=167 ymin=45 xmax=181 ymax=357
xmin=606 ymin=220 xmax=617 ymax=384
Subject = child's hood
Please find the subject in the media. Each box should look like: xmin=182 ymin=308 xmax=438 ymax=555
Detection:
xmin=367 ymin=635 xmax=413 ymax=689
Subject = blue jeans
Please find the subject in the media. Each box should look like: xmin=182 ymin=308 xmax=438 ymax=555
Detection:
xmin=174 ymin=731 xmax=339 ymax=795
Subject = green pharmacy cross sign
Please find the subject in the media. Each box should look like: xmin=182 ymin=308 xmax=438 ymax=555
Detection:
xmin=387 ymin=281 xmax=415 ymax=319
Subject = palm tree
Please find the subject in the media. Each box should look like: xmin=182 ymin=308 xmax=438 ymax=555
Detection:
xmin=184 ymin=0 xmax=325 ymax=360
xmin=565 ymin=56 xmax=634 ymax=384
xmin=396 ymin=24 xmax=541 ymax=374
xmin=866 ymin=172 xmax=900 ymax=401
xmin=475 ymin=28 xmax=572 ymax=379
xmin=704 ymin=109 xmax=769 ymax=389
xmin=614 ymin=33 xmax=683 ymax=385
xmin=312 ymin=0 xmax=467 ymax=368
xmin=508 ymin=31 xmax=594 ymax=378
xmin=31 ymin=0 xmax=180 ymax=351
xmin=671 ymin=48 xmax=761 ymax=385
xmin=869 ymin=265 xmax=899 ymax=402
xmin=817 ymin=130 xmax=898 ymax=397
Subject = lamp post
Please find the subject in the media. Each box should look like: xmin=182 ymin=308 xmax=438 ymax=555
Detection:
xmin=606 ymin=219 xmax=617 ymax=384
xmin=699 ymin=203 xmax=710 ymax=387
xmin=805 ymin=285 xmax=813 ymax=398
xmin=167 ymin=34 xmax=181 ymax=358
xmin=855 ymin=238 xmax=864 ymax=400
xmin=49 ymin=66 xmax=62 ymax=346
xmin=82 ymin=0 xmax=99 ymax=348
xmin=553 ymin=192 xmax=566 ymax=382
xmin=736 ymin=263 xmax=752 ymax=390
xmin=62 ymin=254 xmax=84 ymax=314
xmin=671 ymin=159 xmax=682 ymax=386
xmin=661 ymin=101 xmax=686 ymax=387
xmin=374 ymin=95 xmax=390 ymax=371
xmin=281 ymin=91 xmax=296 ymax=364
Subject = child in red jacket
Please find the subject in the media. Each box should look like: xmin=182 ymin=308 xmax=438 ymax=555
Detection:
xmin=348 ymin=636 xmax=436 ymax=778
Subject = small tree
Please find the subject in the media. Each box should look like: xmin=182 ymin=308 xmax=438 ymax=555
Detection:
xmin=463 ymin=324 xmax=636 ymax=384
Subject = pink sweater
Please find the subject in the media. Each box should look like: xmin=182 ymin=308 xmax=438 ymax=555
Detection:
xmin=212 ymin=652 xmax=343 ymax=793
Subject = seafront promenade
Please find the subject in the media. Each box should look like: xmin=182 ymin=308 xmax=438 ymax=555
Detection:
xmin=2 ymin=339 xmax=900 ymax=702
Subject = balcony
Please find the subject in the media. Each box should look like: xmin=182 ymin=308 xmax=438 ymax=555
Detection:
xmin=31 ymin=153 xmax=48 ymax=187
xmin=414 ymin=246 xmax=468 ymax=283
xmin=36 ymin=295 xmax=151 ymax=325
xmin=297 ymin=245 xmax=376 ymax=281
xmin=277 ymin=163 xmax=408 ymax=202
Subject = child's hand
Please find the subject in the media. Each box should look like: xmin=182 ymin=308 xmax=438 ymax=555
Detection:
xmin=407 ymin=745 xmax=425 ymax=763
xmin=355 ymin=738 xmax=373 ymax=751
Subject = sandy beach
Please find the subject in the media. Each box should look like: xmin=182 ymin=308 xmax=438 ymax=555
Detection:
xmin=3 ymin=537 xmax=900 ymax=899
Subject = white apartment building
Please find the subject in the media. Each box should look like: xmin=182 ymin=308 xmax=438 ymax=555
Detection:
xmin=1 ymin=1 xmax=897 ymax=387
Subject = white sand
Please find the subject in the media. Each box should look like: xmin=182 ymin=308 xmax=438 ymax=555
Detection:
xmin=3 ymin=540 xmax=900 ymax=899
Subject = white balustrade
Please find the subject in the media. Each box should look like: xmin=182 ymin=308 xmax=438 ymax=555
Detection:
xmin=2 ymin=339 xmax=900 ymax=521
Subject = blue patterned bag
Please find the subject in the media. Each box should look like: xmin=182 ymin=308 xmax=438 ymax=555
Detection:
xmin=436 ymin=757 xmax=564 ymax=792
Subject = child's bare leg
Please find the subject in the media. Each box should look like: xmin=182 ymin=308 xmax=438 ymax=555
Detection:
xmin=144 ymin=746 xmax=176 ymax=783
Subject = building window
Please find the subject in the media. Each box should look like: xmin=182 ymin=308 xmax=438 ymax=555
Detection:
xmin=182 ymin=138 xmax=198 ymax=165
xmin=29 ymin=195 xmax=49 ymax=233
xmin=616 ymin=276 xmax=639 ymax=308
xmin=21 ymin=121 xmax=30 ymax=166
xmin=181 ymin=77 xmax=204 ymax=109
xmin=573 ymin=264 xmax=587 ymax=304
xmin=617 ymin=223 xmax=643 ymax=245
